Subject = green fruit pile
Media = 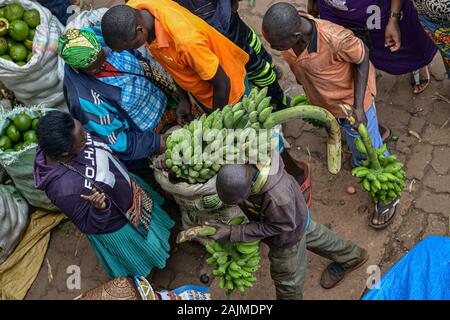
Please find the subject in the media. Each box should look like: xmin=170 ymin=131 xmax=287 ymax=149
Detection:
xmin=204 ymin=217 xmax=261 ymax=296
xmin=291 ymin=93 xmax=326 ymax=128
xmin=205 ymin=217 xmax=261 ymax=295
xmin=176 ymin=217 xmax=261 ymax=295
xmin=239 ymin=87 xmax=274 ymax=130
xmin=163 ymin=87 xmax=337 ymax=183
xmin=164 ymin=87 xmax=275 ymax=184
xmin=0 ymin=112 xmax=40 ymax=152
xmin=351 ymin=124 xmax=405 ymax=204
xmin=206 ymin=239 xmax=261 ymax=295
xmin=0 ymin=3 xmax=40 ymax=65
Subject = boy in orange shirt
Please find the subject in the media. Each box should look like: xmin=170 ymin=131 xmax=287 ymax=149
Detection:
xmin=262 ymin=3 xmax=400 ymax=229
xmin=101 ymin=1 xmax=249 ymax=124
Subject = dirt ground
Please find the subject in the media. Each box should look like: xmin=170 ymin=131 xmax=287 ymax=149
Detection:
xmin=25 ymin=0 xmax=449 ymax=300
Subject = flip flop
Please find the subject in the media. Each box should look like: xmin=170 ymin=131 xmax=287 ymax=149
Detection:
xmin=369 ymin=197 xmax=400 ymax=229
xmin=410 ymin=68 xmax=430 ymax=95
xmin=408 ymin=106 xmax=424 ymax=116
xmin=297 ymin=159 xmax=313 ymax=208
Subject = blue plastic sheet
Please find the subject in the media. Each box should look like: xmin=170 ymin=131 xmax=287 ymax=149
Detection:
xmin=363 ymin=236 xmax=450 ymax=300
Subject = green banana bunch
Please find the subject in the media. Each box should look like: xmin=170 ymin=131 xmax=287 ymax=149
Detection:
xmin=351 ymin=130 xmax=405 ymax=204
xmin=291 ymin=94 xmax=326 ymax=128
xmin=163 ymin=87 xmax=341 ymax=184
xmin=242 ymin=87 xmax=276 ymax=129
xmin=162 ymin=87 xmax=278 ymax=184
xmin=206 ymin=239 xmax=261 ymax=296
xmin=204 ymin=217 xmax=261 ymax=296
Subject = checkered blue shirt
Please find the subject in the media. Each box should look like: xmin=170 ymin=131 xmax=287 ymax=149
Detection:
xmin=98 ymin=49 xmax=168 ymax=132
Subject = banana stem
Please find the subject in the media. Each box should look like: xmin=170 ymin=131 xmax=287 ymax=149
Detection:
xmin=263 ymin=105 xmax=342 ymax=174
xmin=176 ymin=226 xmax=217 ymax=243
xmin=357 ymin=124 xmax=381 ymax=170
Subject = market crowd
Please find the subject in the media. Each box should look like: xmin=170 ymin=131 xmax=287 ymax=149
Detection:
xmin=30 ymin=0 xmax=449 ymax=300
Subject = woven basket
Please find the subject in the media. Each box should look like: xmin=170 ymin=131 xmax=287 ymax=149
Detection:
xmin=78 ymin=277 xmax=141 ymax=300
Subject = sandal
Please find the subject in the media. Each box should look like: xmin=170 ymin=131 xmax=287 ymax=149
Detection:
xmin=410 ymin=67 xmax=430 ymax=95
xmin=369 ymin=197 xmax=400 ymax=229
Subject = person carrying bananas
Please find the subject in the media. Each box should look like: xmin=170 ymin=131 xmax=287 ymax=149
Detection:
xmin=261 ymin=3 xmax=400 ymax=229
xmin=207 ymin=158 xmax=368 ymax=300
xmin=174 ymin=0 xmax=290 ymax=110
xmin=101 ymin=1 xmax=250 ymax=125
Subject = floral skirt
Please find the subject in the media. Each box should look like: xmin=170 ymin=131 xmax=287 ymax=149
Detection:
xmin=419 ymin=14 xmax=450 ymax=78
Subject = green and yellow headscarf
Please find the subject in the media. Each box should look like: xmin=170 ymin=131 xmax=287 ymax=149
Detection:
xmin=58 ymin=29 xmax=102 ymax=69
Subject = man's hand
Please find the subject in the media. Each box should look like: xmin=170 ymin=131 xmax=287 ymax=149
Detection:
xmin=153 ymin=153 xmax=167 ymax=171
xmin=176 ymin=100 xmax=193 ymax=125
xmin=208 ymin=65 xmax=231 ymax=110
xmin=385 ymin=19 xmax=401 ymax=52
xmin=205 ymin=221 xmax=231 ymax=243
xmin=354 ymin=107 xmax=367 ymax=129
xmin=159 ymin=134 xmax=168 ymax=153
xmin=80 ymin=188 xmax=107 ymax=210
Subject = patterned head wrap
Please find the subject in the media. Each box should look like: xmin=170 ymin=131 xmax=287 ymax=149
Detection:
xmin=58 ymin=29 xmax=102 ymax=69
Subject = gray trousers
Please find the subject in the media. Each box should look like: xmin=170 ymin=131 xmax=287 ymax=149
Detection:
xmin=268 ymin=220 xmax=363 ymax=300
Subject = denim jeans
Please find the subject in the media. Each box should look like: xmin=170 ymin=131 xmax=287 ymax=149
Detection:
xmin=339 ymin=103 xmax=388 ymax=167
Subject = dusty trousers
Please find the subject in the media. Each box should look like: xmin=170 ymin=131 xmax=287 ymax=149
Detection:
xmin=268 ymin=220 xmax=363 ymax=300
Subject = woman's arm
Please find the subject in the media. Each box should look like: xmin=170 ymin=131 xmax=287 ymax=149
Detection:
xmin=385 ymin=0 xmax=404 ymax=52
xmin=54 ymin=193 xmax=114 ymax=234
xmin=390 ymin=0 xmax=404 ymax=13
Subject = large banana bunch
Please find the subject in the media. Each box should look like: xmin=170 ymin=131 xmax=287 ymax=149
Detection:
xmin=161 ymin=87 xmax=344 ymax=184
xmin=351 ymin=124 xmax=405 ymax=204
xmin=291 ymin=94 xmax=326 ymax=129
xmin=205 ymin=239 xmax=261 ymax=295
xmin=164 ymin=117 xmax=225 ymax=184
xmin=240 ymin=87 xmax=274 ymax=130
xmin=163 ymin=88 xmax=275 ymax=184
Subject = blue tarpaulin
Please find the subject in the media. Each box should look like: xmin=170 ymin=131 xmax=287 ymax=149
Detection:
xmin=363 ymin=236 xmax=450 ymax=300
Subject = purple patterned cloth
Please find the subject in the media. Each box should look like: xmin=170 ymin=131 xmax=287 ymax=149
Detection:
xmin=317 ymin=0 xmax=438 ymax=75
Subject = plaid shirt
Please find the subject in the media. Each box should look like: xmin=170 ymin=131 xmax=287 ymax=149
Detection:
xmin=98 ymin=49 xmax=168 ymax=132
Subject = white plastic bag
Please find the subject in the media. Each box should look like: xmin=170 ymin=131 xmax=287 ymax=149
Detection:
xmin=0 ymin=105 xmax=58 ymax=211
xmin=0 ymin=184 xmax=29 ymax=265
xmin=0 ymin=0 xmax=65 ymax=110
xmin=154 ymin=168 xmax=246 ymax=244
xmin=0 ymin=165 xmax=7 ymax=184
xmin=0 ymin=99 xmax=12 ymax=112
xmin=64 ymin=8 xmax=107 ymax=31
